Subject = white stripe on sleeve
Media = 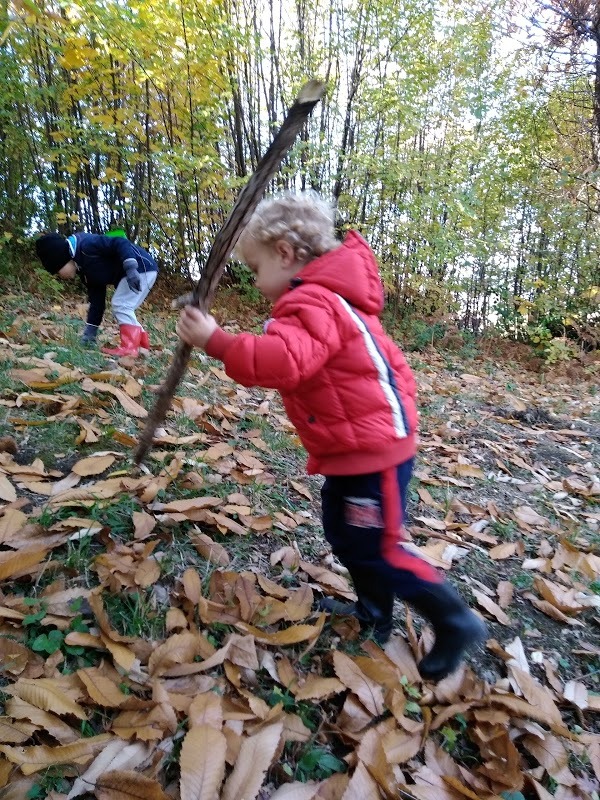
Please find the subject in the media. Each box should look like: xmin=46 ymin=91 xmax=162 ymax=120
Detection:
xmin=336 ymin=294 xmax=407 ymax=438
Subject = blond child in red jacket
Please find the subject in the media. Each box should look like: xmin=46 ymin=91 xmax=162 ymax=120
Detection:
xmin=177 ymin=192 xmax=486 ymax=681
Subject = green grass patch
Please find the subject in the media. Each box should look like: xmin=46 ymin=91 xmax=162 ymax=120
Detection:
xmin=63 ymin=535 xmax=103 ymax=587
xmin=27 ymin=766 xmax=72 ymax=798
xmin=293 ymin=743 xmax=346 ymax=782
xmin=512 ymin=572 xmax=534 ymax=590
xmin=490 ymin=520 xmax=518 ymax=541
xmin=20 ymin=597 xmax=102 ymax=674
xmin=5 ymin=418 xmax=80 ymax=466
xmin=87 ymin=494 xmax=141 ymax=540
xmin=103 ymin=589 xmax=167 ymax=640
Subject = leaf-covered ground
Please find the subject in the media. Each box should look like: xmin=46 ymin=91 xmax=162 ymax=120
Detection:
xmin=0 ymin=293 xmax=599 ymax=800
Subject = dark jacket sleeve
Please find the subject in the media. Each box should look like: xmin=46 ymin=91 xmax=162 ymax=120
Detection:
xmin=86 ymin=282 xmax=107 ymax=326
xmin=104 ymin=236 xmax=139 ymax=265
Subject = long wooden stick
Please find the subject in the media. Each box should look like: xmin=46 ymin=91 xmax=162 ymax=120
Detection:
xmin=134 ymin=80 xmax=325 ymax=465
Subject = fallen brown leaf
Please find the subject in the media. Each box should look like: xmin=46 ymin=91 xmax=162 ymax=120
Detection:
xmin=269 ymin=783 xmax=321 ymax=799
xmin=77 ymin=668 xmax=127 ymax=708
xmin=0 ymin=509 xmax=27 ymax=542
xmin=488 ymin=542 xmax=517 ymax=560
xmin=0 ymin=733 xmax=111 ymax=774
xmin=71 ymin=454 xmax=116 ymax=476
xmin=0 ymin=547 xmax=48 ymax=580
xmin=221 ymin=721 xmax=283 ymax=800
xmin=191 ymin=532 xmax=230 ymax=566
xmin=66 ymin=740 xmax=152 ymax=798
xmin=7 ymin=677 xmax=87 ymax=720
xmin=82 ymin=380 xmax=148 ymax=418
xmin=0 ymin=475 xmax=17 ymax=502
xmin=180 ymin=725 xmax=227 ymax=800
xmin=471 ymin=589 xmax=511 ymax=626
xmin=95 ymin=770 xmax=169 ymax=800
xmin=294 ymin=677 xmax=345 ymax=701
xmin=333 ymin=651 xmax=385 ymax=717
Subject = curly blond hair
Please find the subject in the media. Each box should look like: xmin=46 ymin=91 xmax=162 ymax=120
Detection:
xmin=234 ymin=191 xmax=338 ymax=265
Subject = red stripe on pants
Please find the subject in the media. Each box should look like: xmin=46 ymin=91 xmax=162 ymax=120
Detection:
xmin=380 ymin=466 xmax=441 ymax=583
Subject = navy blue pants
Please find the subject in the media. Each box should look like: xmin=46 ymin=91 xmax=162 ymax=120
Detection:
xmin=321 ymin=459 xmax=442 ymax=601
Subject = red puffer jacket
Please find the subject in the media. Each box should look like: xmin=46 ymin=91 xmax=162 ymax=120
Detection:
xmin=205 ymin=231 xmax=418 ymax=475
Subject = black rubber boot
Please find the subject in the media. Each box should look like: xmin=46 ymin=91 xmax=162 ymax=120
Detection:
xmin=409 ymin=581 xmax=488 ymax=682
xmin=319 ymin=567 xmax=394 ymax=645
xmin=81 ymin=323 xmax=99 ymax=346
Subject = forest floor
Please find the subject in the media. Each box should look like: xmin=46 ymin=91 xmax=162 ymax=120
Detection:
xmin=0 ymin=291 xmax=599 ymax=800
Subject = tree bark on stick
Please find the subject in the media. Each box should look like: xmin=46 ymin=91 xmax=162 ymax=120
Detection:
xmin=134 ymin=79 xmax=325 ymax=465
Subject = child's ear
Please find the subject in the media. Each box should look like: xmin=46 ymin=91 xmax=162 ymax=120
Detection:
xmin=274 ymin=239 xmax=296 ymax=268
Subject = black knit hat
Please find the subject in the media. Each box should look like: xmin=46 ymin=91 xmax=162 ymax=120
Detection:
xmin=35 ymin=233 xmax=71 ymax=275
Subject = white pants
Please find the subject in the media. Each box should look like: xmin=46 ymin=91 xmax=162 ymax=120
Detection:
xmin=111 ymin=271 xmax=157 ymax=326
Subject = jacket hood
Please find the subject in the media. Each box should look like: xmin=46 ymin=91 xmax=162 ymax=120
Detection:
xmin=293 ymin=230 xmax=384 ymax=314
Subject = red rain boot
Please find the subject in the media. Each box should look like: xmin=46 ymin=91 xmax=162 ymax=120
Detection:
xmin=102 ymin=324 xmax=142 ymax=357
xmin=139 ymin=329 xmax=150 ymax=350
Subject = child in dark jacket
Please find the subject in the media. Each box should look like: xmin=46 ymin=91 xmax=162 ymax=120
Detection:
xmin=35 ymin=232 xmax=158 ymax=356
xmin=176 ymin=192 xmax=486 ymax=682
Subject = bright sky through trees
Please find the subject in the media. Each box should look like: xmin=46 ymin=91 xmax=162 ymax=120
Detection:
xmin=1 ymin=0 xmax=599 ymax=334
